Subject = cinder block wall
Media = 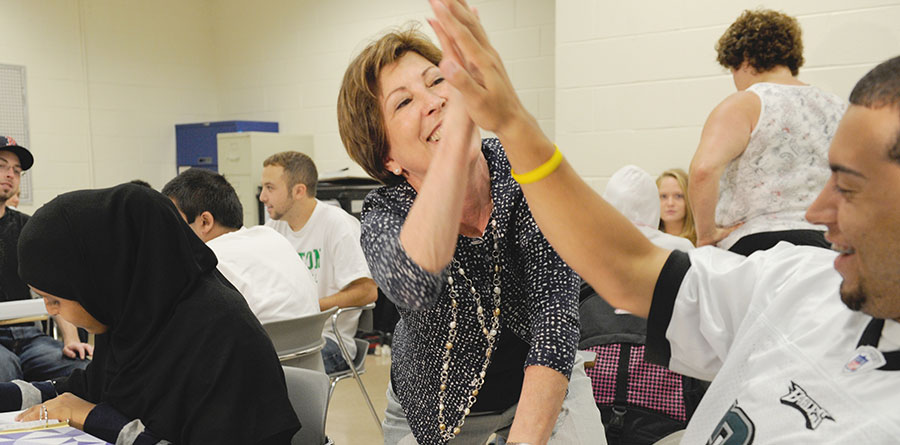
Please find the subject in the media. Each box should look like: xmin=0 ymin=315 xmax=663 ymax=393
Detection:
xmin=211 ymin=0 xmax=556 ymax=176
xmin=0 ymin=0 xmax=219 ymax=214
xmin=5 ymin=0 xmax=900 ymax=212
xmin=556 ymin=0 xmax=900 ymax=192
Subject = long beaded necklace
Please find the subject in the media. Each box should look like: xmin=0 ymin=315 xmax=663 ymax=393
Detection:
xmin=437 ymin=219 xmax=502 ymax=441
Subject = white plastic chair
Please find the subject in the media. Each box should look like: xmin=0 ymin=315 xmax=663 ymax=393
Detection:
xmin=263 ymin=306 xmax=339 ymax=372
xmin=326 ymin=302 xmax=382 ymax=434
xmin=283 ymin=366 xmax=333 ymax=445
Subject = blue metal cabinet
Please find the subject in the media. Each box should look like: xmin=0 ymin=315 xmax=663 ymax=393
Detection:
xmin=175 ymin=120 xmax=278 ymax=171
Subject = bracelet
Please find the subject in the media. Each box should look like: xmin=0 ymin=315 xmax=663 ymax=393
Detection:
xmin=510 ymin=145 xmax=563 ymax=185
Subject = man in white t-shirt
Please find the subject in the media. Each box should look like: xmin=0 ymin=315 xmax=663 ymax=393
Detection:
xmin=162 ymin=168 xmax=319 ymax=324
xmin=260 ymin=151 xmax=377 ymax=373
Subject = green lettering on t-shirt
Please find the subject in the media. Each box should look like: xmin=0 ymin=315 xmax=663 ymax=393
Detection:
xmin=298 ymin=249 xmax=321 ymax=270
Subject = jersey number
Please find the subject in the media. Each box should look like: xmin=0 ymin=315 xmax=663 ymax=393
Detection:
xmin=707 ymin=401 xmax=755 ymax=445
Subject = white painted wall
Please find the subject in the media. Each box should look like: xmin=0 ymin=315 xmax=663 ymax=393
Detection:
xmin=3 ymin=0 xmax=900 ymax=212
xmin=557 ymin=0 xmax=900 ymax=192
xmin=0 ymin=0 xmax=218 ymax=214
xmin=210 ymin=0 xmax=555 ymax=175
xmin=80 ymin=1 xmax=218 ymax=192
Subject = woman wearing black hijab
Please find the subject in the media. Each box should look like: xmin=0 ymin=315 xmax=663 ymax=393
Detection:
xmin=0 ymin=184 xmax=299 ymax=444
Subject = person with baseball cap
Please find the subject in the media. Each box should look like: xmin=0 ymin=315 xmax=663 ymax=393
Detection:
xmin=0 ymin=136 xmax=91 ymax=383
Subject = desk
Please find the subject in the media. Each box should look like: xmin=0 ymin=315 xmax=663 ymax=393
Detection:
xmin=0 ymin=300 xmax=47 ymax=322
xmin=0 ymin=315 xmax=48 ymax=327
xmin=0 ymin=300 xmax=51 ymax=335
xmin=0 ymin=425 xmax=109 ymax=444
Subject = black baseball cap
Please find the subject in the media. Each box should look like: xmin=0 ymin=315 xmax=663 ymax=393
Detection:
xmin=0 ymin=136 xmax=34 ymax=171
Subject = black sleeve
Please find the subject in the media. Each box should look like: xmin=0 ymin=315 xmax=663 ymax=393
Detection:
xmin=53 ymin=368 xmax=91 ymax=399
xmin=0 ymin=382 xmax=23 ymax=411
xmin=84 ymin=403 xmax=165 ymax=445
xmin=645 ymin=250 xmax=691 ymax=367
xmin=256 ymin=428 xmax=297 ymax=445
xmin=1 ymin=210 xmax=31 ymax=302
xmin=0 ymin=381 xmax=58 ymax=411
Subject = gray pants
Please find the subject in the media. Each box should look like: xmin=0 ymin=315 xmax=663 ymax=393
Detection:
xmin=384 ymin=355 xmax=606 ymax=445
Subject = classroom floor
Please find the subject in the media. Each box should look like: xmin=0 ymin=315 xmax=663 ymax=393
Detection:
xmin=326 ymin=352 xmax=391 ymax=445
xmin=325 ymin=350 xmax=502 ymax=445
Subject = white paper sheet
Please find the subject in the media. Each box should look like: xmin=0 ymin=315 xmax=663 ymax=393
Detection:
xmin=0 ymin=410 xmax=66 ymax=432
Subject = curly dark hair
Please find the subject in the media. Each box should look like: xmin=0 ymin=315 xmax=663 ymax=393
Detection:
xmin=716 ymin=9 xmax=804 ymax=76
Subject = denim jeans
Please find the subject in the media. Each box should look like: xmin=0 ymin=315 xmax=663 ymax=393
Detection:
xmin=0 ymin=325 xmax=89 ymax=382
xmin=321 ymin=337 xmax=351 ymax=374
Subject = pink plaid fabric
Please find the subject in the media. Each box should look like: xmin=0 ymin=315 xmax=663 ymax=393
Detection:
xmin=584 ymin=344 xmax=686 ymax=421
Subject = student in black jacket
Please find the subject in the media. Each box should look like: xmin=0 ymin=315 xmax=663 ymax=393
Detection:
xmin=2 ymin=184 xmax=299 ymax=444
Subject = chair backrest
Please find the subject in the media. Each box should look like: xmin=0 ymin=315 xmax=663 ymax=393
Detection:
xmin=325 ymin=304 xmax=375 ymax=378
xmin=264 ymin=307 xmax=338 ymax=372
xmin=283 ymin=366 xmax=330 ymax=445
xmin=357 ymin=304 xmax=374 ymax=332
xmin=352 ymin=338 xmax=369 ymax=372
xmin=324 ymin=306 xmax=382 ymax=434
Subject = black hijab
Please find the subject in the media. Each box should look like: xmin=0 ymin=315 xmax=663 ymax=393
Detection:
xmin=18 ymin=184 xmax=299 ymax=444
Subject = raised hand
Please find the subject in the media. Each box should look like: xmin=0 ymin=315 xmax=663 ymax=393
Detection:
xmin=427 ymin=0 xmax=528 ymax=135
xmin=440 ymin=87 xmax=482 ymax=164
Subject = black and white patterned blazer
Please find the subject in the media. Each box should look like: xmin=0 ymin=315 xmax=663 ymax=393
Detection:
xmin=360 ymin=138 xmax=580 ymax=444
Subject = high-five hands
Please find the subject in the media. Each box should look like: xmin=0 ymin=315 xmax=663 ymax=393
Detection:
xmin=440 ymin=87 xmax=483 ymax=165
xmin=427 ymin=0 xmax=528 ymax=136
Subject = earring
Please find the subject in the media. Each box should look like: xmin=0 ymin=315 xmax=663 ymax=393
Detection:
xmin=394 ymin=168 xmax=402 ymax=175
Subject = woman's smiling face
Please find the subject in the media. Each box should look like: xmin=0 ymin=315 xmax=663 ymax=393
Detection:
xmin=379 ymin=51 xmax=454 ymax=189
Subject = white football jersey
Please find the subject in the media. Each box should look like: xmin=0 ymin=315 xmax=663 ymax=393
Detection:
xmin=647 ymin=243 xmax=900 ymax=443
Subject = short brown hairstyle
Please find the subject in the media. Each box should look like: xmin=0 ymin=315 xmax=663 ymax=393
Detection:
xmin=716 ymin=9 xmax=804 ymax=76
xmin=263 ymin=151 xmax=318 ymax=197
xmin=337 ymin=25 xmax=442 ymax=185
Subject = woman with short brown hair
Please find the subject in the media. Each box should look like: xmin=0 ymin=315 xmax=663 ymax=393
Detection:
xmin=338 ymin=27 xmax=442 ymax=187
xmin=337 ymin=23 xmax=603 ymax=445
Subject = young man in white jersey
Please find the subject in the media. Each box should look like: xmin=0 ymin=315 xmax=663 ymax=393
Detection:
xmin=162 ymin=168 xmax=319 ymax=325
xmin=260 ymin=151 xmax=377 ymax=373
xmin=425 ymin=2 xmax=900 ymax=441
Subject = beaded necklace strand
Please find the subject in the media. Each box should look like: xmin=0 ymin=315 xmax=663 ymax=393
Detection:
xmin=437 ymin=219 xmax=502 ymax=441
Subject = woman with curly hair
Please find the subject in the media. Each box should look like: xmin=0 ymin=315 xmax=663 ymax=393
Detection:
xmin=657 ymin=168 xmax=697 ymax=245
xmin=688 ymin=9 xmax=846 ymax=255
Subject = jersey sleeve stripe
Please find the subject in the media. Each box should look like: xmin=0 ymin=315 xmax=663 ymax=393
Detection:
xmin=645 ymin=250 xmax=692 ymax=367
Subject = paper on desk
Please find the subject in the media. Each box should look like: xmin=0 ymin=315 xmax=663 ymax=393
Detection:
xmin=0 ymin=299 xmax=47 ymax=320
xmin=0 ymin=410 xmax=22 ymax=424
xmin=0 ymin=410 xmax=68 ymax=433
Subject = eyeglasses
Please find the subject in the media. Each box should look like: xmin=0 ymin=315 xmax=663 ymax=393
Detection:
xmin=0 ymin=162 xmax=22 ymax=177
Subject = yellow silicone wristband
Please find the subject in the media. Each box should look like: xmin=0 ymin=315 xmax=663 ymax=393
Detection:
xmin=510 ymin=145 xmax=563 ymax=185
